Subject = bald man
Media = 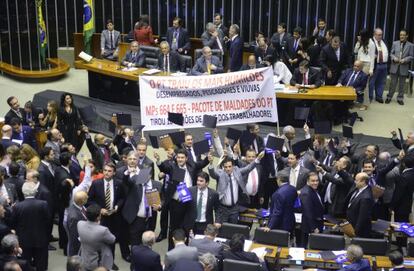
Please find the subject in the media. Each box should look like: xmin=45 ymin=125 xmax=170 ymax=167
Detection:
xmin=66 ymin=191 xmax=88 ymax=256
xmin=346 ymin=172 xmax=374 ymax=237
xmin=131 ymin=231 xmax=162 ymax=271
xmin=239 ymin=55 xmax=265 ymax=70
xmin=1 ymin=124 xmax=18 ymax=150
xmin=337 ymin=60 xmax=369 ymax=105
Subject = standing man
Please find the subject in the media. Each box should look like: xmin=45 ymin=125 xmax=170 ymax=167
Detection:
xmin=100 ymin=19 xmax=120 ymax=60
xmin=12 ymin=182 xmax=50 ymax=271
xmin=270 ymin=23 xmax=291 ymax=61
xmin=320 ymin=36 xmax=352 ymax=85
xmin=278 ymin=153 xmax=310 ymax=191
xmin=5 ymin=96 xmax=27 ymax=125
xmin=286 ymin=27 xmax=303 ymax=71
xmin=213 ymin=13 xmax=228 ymax=37
xmin=166 ymin=17 xmax=191 ymax=55
xmin=312 ymin=18 xmax=327 ymax=38
xmin=386 ymin=29 xmax=414 ymax=105
xmin=66 ymin=190 xmax=88 ymax=257
xmin=299 ymin=172 xmax=324 ymax=247
xmin=227 ymin=24 xmax=243 ymax=72
xmin=254 ymin=38 xmax=275 ymax=67
xmin=183 ymin=172 xmax=219 ymax=235
xmin=369 ymin=28 xmax=388 ymax=103
xmin=136 ymin=142 xmax=155 ymax=180
xmin=157 ymin=41 xmax=182 ymax=73
xmin=345 ymin=172 xmax=374 ymax=238
xmin=201 ymin=23 xmax=225 ymax=54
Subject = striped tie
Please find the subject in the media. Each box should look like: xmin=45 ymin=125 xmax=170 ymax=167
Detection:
xmin=105 ymin=181 xmax=111 ymax=210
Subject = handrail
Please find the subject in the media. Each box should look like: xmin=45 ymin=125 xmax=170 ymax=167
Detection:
xmin=0 ymin=58 xmax=70 ymax=78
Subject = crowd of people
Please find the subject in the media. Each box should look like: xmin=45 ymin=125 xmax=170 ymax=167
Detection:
xmin=101 ymin=16 xmax=413 ymax=111
xmin=0 ymin=90 xmax=414 ymax=271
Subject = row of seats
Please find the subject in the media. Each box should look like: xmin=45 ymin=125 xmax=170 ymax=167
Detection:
xmin=218 ymin=223 xmax=414 ymax=257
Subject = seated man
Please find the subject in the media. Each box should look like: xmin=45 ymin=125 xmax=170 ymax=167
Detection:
xmin=336 ymin=60 xmax=369 ymax=110
xmin=157 ymin=41 xmax=182 ymax=72
xmin=189 ymin=224 xmax=223 ymax=258
xmin=191 ymin=46 xmax=223 ymax=75
xmin=290 ymin=60 xmax=322 ymax=89
xmin=338 ymin=245 xmax=371 ymax=271
xmin=239 ymin=55 xmax=265 ymax=71
xmin=273 ymin=60 xmax=292 ymax=84
xmin=101 ymin=19 xmax=120 ymax=60
xmin=121 ymin=41 xmax=145 ymax=68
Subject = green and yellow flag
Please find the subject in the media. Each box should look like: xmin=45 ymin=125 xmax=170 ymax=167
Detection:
xmin=83 ymin=0 xmax=95 ymax=54
xmin=36 ymin=0 xmax=47 ymax=65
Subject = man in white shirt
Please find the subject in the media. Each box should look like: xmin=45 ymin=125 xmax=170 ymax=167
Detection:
xmin=273 ymin=60 xmax=292 ymax=84
xmin=369 ymin=28 xmax=388 ymax=103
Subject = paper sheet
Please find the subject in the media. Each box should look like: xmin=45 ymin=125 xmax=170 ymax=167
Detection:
xmin=294 ymin=213 xmax=302 ymax=223
xmin=251 ymin=247 xmax=267 ymax=259
xmin=122 ymin=67 xmax=138 ymax=72
xmin=142 ymin=68 xmax=161 ymax=75
xmin=289 ymin=247 xmax=305 ymax=261
xmin=243 ymin=240 xmax=253 ymax=252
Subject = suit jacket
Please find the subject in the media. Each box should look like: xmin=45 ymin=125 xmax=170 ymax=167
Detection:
xmin=183 ymin=187 xmax=219 ymax=231
xmin=299 ymin=185 xmax=324 ymax=233
xmin=228 ymin=36 xmax=243 ymax=71
xmin=157 ymin=51 xmax=182 ymax=72
xmin=166 ymin=27 xmax=191 ymax=52
xmin=101 ymin=29 xmax=120 ymax=52
xmin=200 ymin=30 xmax=225 ymax=51
xmin=290 ymin=67 xmax=323 ymax=88
xmin=389 ymin=40 xmax=414 ymax=76
xmin=11 ymin=125 xmax=37 ymax=149
xmin=189 ymin=237 xmax=223 ymax=258
xmin=240 ymin=135 xmax=265 ymax=156
xmin=278 ymin=166 xmax=310 ymax=190
xmin=1 ymin=138 xmax=18 ymax=150
xmin=320 ymin=43 xmax=352 ymax=85
xmin=139 ymin=156 xmax=155 ymax=180
xmin=346 ymin=186 xmax=374 ymax=237
xmin=4 ymin=108 xmax=27 ymax=125
xmin=191 ymin=55 xmax=224 ymax=75
xmin=164 ymin=243 xmax=198 ymax=268
xmin=66 ymin=203 xmax=87 ymax=256
xmin=112 ymin=134 xmax=136 ymax=156
xmin=35 ymin=183 xmax=53 ymax=216
xmin=339 ymin=259 xmax=371 ymax=271
xmin=254 ymin=46 xmax=275 ymax=64
xmin=391 ymin=168 xmax=414 ymax=217
xmin=121 ymin=50 xmax=146 ymax=67
xmin=44 ymin=140 xmax=61 ymax=159
xmin=223 ymin=250 xmax=261 ymax=266
xmin=268 ymin=183 xmax=297 ymax=232
xmin=87 ymin=178 xmax=125 ymax=210
xmin=77 ymin=220 xmax=116 ymax=270
xmin=38 ymin=161 xmax=56 ymax=199
xmin=12 ymin=198 xmax=50 ymax=248
xmin=209 ymin=161 xmax=258 ymax=205
xmin=4 ymin=176 xmax=24 ymax=202
xmin=235 ymin=160 xmax=265 ymax=198
xmin=270 ymin=32 xmax=291 ymax=60
xmin=337 ymin=68 xmax=369 ymax=94
xmin=158 ymin=158 xmax=209 ymax=202
xmin=131 ymin=244 xmax=163 ymax=271
xmin=1 ymin=182 xmax=18 ymax=205
xmin=54 ymin=166 xmax=73 ymax=209
xmin=322 ymin=170 xmax=354 ymax=217
xmin=166 ymin=259 xmax=203 ymax=271
xmin=119 ymin=170 xmax=144 ymax=224
xmin=85 ymin=136 xmax=119 ymax=171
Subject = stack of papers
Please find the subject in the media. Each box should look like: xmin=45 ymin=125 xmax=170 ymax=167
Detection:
xmin=244 ymin=240 xmax=253 ymax=252
xmin=251 ymin=247 xmax=267 ymax=259
xmin=122 ymin=67 xmax=138 ymax=72
xmin=171 ymin=72 xmax=188 ymax=76
xmin=289 ymin=247 xmax=305 ymax=261
xmin=142 ymin=68 xmax=161 ymax=75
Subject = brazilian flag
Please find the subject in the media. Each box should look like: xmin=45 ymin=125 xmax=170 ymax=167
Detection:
xmin=83 ymin=0 xmax=94 ymax=54
xmin=36 ymin=0 xmax=47 ymax=65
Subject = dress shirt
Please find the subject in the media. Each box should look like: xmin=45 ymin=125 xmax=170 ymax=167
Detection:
xmin=138 ymin=180 xmax=153 ymax=218
xmin=373 ymin=39 xmax=388 ymax=63
xmin=289 ymin=165 xmax=300 ymax=187
xmin=246 ymin=168 xmax=259 ymax=196
xmin=0 ymin=185 xmax=9 ymax=202
xmin=196 ymin=188 xmax=208 ymax=222
xmin=74 ymin=203 xmax=87 ymax=219
xmin=335 ymin=48 xmax=341 ymax=61
xmin=222 ymin=173 xmax=239 ymax=206
xmin=12 ymin=109 xmax=22 ymax=118
xmin=163 ymin=53 xmax=170 ymax=72
xmin=103 ymin=178 xmax=115 ymax=210
xmin=41 ymin=160 xmax=55 ymax=176
xmin=62 ymin=165 xmax=71 ymax=174
xmin=216 ymin=34 xmax=224 ymax=53
xmin=127 ymin=166 xmax=140 ymax=178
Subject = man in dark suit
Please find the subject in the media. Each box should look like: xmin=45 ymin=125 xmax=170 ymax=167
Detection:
xmin=351 ymin=144 xmax=379 ymax=175
xmin=0 ymin=234 xmax=33 ymax=271
xmin=183 ymin=172 xmax=219 ymax=235
xmin=61 ymin=143 xmax=82 ymax=184
xmin=166 ymin=17 xmax=191 ymax=54
xmin=254 ymin=38 xmax=275 ymax=66
xmin=0 ymin=166 xmax=18 ymax=205
xmin=290 ymin=60 xmax=323 ymax=89
xmin=240 ymin=123 xmax=265 ymax=156
xmin=38 ymin=147 xmax=57 ymax=204
xmin=84 ymin=128 xmax=120 ymax=171
xmin=299 ymin=172 xmax=324 ymax=247
xmin=320 ymin=36 xmax=352 ymax=85
xmin=239 ymin=55 xmax=265 ymax=71
xmin=285 ymin=27 xmax=303 ymax=71
xmin=264 ymin=174 xmax=297 ymax=233
xmin=213 ymin=13 xmax=228 ymax=37
xmin=4 ymin=162 xmax=24 ymax=201
xmin=136 ymin=142 xmax=155 ymax=180
xmin=10 ymin=118 xmax=37 ymax=149
xmin=131 ymin=231 xmax=162 ymax=271
xmin=121 ymin=41 xmax=146 ymax=68
xmin=66 ymin=190 xmax=88 ymax=256
xmin=1 ymin=125 xmax=18 ymax=150
xmin=270 ymin=23 xmax=291 ymax=61
xmin=191 ymin=46 xmax=224 ymax=75
xmin=346 ymin=172 xmax=374 ymax=238
xmin=157 ymin=41 xmax=182 ymax=72
xmin=12 ymin=181 xmax=50 ymax=271
xmin=155 ymin=149 xmax=209 ymax=249
xmin=112 ymin=127 xmax=136 ymax=157
xmin=318 ymin=156 xmax=353 ymax=218
xmin=226 ymin=24 xmax=243 ymax=72
xmin=337 ymin=60 xmax=369 ymax=105
xmin=5 ymin=96 xmax=27 ymax=125
xmin=278 ymin=153 xmax=310 ymax=191
xmin=388 ymin=250 xmax=407 ymax=271
xmin=88 ymin=162 xmax=125 ymax=268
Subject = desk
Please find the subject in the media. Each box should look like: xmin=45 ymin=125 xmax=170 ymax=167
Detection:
xmin=276 ymin=86 xmax=356 ymax=100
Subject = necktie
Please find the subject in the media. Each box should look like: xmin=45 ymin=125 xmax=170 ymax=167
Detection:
xmin=48 ymin=164 xmax=55 ymax=176
xmin=110 ymin=31 xmax=113 ymax=50
xmin=348 ymin=190 xmax=358 ymax=207
xmin=207 ymin=61 xmax=211 ymax=74
xmin=164 ymin=55 xmax=167 ymax=71
xmin=369 ymin=176 xmax=376 ymax=186
xmin=377 ymin=41 xmax=383 ymax=63
xmin=196 ymin=191 xmax=203 ymax=221
xmin=294 ymin=40 xmax=298 ymax=51
xmin=336 ymin=49 xmax=340 ymax=61
xmin=172 ymin=31 xmax=178 ymax=50
xmin=288 ymin=140 xmax=292 ymax=152
xmin=105 ymin=181 xmax=111 ymax=210
xmin=346 ymin=72 xmax=356 ymax=86
xmin=144 ymin=183 xmax=152 ymax=218
xmin=228 ymin=174 xmax=235 ymax=206
xmin=251 ymin=170 xmax=258 ymax=195
xmin=81 ymin=207 xmax=87 ymax=219
xmin=303 ymin=73 xmax=308 ymax=85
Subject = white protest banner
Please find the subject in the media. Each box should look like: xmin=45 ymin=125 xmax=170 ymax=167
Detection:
xmin=139 ymin=67 xmax=278 ymax=131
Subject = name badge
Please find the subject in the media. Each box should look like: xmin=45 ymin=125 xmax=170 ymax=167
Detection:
xmin=177 ymin=182 xmax=192 ymax=203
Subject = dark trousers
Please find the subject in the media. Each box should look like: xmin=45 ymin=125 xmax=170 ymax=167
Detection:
xmin=248 ymin=194 xmax=261 ymax=209
xmin=168 ymin=199 xmax=187 ymax=250
xmin=369 ymin=63 xmax=387 ymax=99
xmin=159 ymin=202 xmax=169 ymax=237
xmin=193 ymin=222 xmax=209 ymax=235
xmin=129 ymin=217 xmax=149 ymax=246
xmin=22 ymin=246 xmax=48 ymax=271
xmin=262 ymin=178 xmax=278 ymax=209
xmin=101 ymin=214 xmax=130 ymax=260
xmin=58 ymin=208 xmax=68 ymax=254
